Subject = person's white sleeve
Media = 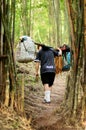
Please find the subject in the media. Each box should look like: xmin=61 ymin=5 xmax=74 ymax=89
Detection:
xmin=34 ymin=59 xmax=40 ymax=62
xmin=58 ymin=49 xmax=62 ymax=55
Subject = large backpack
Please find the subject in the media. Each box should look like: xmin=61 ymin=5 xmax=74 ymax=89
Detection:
xmin=62 ymin=52 xmax=71 ymax=71
xmin=15 ymin=36 xmax=36 ymax=63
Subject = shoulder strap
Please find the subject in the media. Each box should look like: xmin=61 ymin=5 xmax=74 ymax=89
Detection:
xmin=23 ymin=42 xmax=28 ymax=52
xmin=22 ymin=42 xmax=35 ymax=54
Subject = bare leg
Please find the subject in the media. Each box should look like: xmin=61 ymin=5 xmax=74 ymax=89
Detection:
xmin=44 ymin=84 xmax=51 ymax=91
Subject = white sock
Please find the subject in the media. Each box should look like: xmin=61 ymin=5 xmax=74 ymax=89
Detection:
xmin=44 ymin=90 xmax=51 ymax=102
xmin=44 ymin=91 xmax=46 ymax=100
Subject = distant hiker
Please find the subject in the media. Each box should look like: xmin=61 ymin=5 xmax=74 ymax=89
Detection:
xmin=60 ymin=44 xmax=71 ymax=71
xmin=34 ymin=44 xmax=62 ymax=103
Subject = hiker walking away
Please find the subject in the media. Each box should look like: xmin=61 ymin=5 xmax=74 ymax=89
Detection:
xmin=34 ymin=45 xmax=62 ymax=103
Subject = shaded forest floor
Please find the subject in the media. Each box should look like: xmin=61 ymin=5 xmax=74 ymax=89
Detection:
xmin=0 ymin=62 xmax=84 ymax=130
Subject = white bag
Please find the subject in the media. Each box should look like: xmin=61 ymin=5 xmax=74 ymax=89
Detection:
xmin=63 ymin=57 xmax=68 ymax=66
xmin=15 ymin=36 xmax=36 ymax=63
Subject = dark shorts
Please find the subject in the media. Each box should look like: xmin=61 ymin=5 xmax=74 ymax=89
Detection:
xmin=41 ymin=72 xmax=55 ymax=87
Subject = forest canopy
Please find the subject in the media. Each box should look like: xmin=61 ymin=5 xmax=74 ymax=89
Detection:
xmin=15 ymin=0 xmax=70 ymax=47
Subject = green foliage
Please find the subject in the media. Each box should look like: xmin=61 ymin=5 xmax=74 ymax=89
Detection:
xmin=15 ymin=0 xmax=70 ymax=46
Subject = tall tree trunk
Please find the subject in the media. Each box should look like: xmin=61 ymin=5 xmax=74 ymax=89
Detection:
xmin=53 ymin=0 xmax=60 ymax=46
xmin=0 ymin=0 xmax=4 ymax=104
xmin=63 ymin=0 xmax=85 ymax=124
xmin=81 ymin=0 xmax=86 ymax=121
xmin=20 ymin=0 xmax=31 ymax=35
xmin=48 ymin=0 xmax=56 ymax=47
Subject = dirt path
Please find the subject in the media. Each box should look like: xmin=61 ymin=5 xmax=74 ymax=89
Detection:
xmin=31 ymin=73 xmax=67 ymax=130
xmin=24 ymin=62 xmax=69 ymax=130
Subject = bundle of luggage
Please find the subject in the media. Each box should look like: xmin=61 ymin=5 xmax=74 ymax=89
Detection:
xmin=15 ymin=36 xmax=36 ymax=63
xmin=55 ymin=44 xmax=71 ymax=74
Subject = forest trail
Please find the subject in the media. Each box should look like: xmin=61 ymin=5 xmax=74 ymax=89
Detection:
xmin=0 ymin=63 xmax=80 ymax=130
xmin=23 ymin=62 xmax=72 ymax=130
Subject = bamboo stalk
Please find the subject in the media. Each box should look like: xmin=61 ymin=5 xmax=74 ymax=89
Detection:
xmin=10 ymin=91 xmax=15 ymax=109
xmin=4 ymin=71 xmax=9 ymax=106
xmin=21 ymin=74 xmax=24 ymax=112
xmin=0 ymin=0 xmax=17 ymax=106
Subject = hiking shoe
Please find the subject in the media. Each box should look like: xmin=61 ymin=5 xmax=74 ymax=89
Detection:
xmin=42 ymin=99 xmax=51 ymax=104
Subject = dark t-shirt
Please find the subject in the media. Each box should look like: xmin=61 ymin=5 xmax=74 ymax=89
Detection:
xmin=35 ymin=47 xmax=60 ymax=74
